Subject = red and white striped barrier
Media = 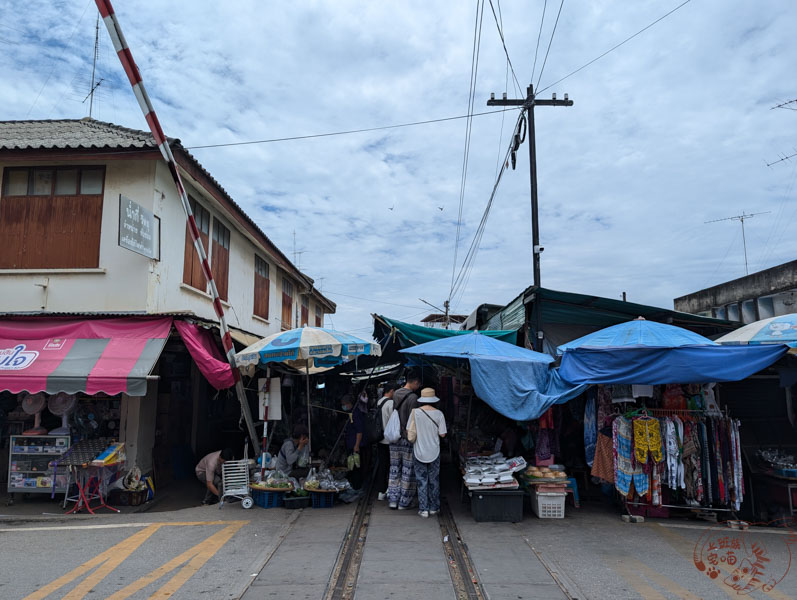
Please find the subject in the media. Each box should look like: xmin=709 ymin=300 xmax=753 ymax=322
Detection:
xmin=95 ymin=0 xmax=258 ymax=448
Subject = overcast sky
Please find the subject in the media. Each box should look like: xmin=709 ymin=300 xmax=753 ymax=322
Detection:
xmin=2 ymin=1 xmax=796 ymax=336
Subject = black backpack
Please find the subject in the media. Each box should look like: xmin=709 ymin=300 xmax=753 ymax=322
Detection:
xmin=363 ymin=398 xmax=389 ymax=444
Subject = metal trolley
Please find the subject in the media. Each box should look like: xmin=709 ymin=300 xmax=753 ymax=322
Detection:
xmin=219 ymin=448 xmax=254 ymax=509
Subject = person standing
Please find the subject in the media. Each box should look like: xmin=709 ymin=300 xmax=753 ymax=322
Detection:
xmin=407 ymin=388 xmax=446 ymax=518
xmin=387 ymin=374 xmax=421 ymax=509
xmin=342 ymin=394 xmax=366 ymax=489
xmin=375 ymin=382 xmax=397 ymax=500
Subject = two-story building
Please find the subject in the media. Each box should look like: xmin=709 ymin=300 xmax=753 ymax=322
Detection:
xmin=0 ymin=118 xmax=334 ymax=492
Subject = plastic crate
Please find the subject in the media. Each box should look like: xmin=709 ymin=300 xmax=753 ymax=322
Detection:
xmin=251 ymin=488 xmax=285 ymax=509
xmin=283 ymin=495 xmax=311 ymax=509
xmin=310 ymin=491 xmax=335 ymax=508
xmin=531 ymin=491 xmax=566 ymax=519
xmin=470 ymin=489 xmax=524 ymax=522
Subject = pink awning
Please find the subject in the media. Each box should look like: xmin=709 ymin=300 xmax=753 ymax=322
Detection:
xmin=174 ymin=320 xmax=235 ymax=390
xmin=0 ymin=317 xmax=172 ymax=396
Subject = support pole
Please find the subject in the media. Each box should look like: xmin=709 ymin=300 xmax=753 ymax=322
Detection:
xmin=305 ymin=362 xmax=312 ymax=457
xmin=96 ymin=0 xmax=258 ymax=450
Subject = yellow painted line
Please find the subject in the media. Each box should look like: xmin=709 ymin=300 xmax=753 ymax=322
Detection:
xmin=22 ymin=524 xmax=162 ymax=600
xmin=652 ymin=523 xmax=793 ymax=600
xmin=626 ymin=557 xmax=702 ymax=600
xmin=106 ymin=521 xmax=246 ymax=600
xmin=604 ymin=556 xmax=667 ymax=600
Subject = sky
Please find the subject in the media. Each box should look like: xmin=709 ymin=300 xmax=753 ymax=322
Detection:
xmin=2 ymin=0 xmax=796 ymax=337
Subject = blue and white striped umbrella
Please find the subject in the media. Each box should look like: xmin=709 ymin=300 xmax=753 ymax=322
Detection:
xmin=715 ymin=313 xmax=797 ymax=346
xmin=235 ymin=326 xmax=381 ymax=369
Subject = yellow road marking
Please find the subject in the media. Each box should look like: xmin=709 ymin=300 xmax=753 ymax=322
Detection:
xmin=604 ymin=556 xmax=668 ymax=599
xmin=22 ymin=520 xmax=249 ymax=600
xmin=652 ymin=523 xmax=793 ymax=600
xmin=22 ymin=525 xmax=162 ymax=600
xmin=626 ymin=556 xmax=702 ymax=600
xmin=107 ymin=521 xmax=245 ymax=600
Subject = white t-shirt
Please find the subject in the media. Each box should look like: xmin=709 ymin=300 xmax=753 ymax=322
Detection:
xmin=409 ymin=407 xmax=446 ymax=463
xmin=379 ymin=397 xmax=394 ymax=445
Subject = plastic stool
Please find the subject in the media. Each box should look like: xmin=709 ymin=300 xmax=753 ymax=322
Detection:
xmin=565 ymin=477 xmax=580 ymax=508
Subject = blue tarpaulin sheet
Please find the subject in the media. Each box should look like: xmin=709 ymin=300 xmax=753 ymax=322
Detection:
xmin=559 ymin=344 xmax=788 ymax=385
xmin=400 ymin=333 xmax=586 ymax=421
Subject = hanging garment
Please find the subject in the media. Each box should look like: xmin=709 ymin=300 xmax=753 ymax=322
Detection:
xmin=591 ymin=428 xmax=615 ymax=484
xmin=732 ymin=419 xmax=744 ymax=510
xmin=651 ymin=464 xmax=662 ymax=506
xmin=673 ymin=416 xmax=686 ymax=489
xmin=664 ymin=418 xmax=679 ymax=489
xmin=614 ymin=417 xmax=648 ymax=497
xmin=633 ymin=417 xmax=663 ymax=465
xmin=682 ymin=421 xmax=703 ymax=502
xmin=699 ymin=421 xmax=713 ymax=505
xmin=539 ymin=407 xmax=554 ymax=429
xmin=584 ymin=395 xmax=597 ymax=467
xmin=536 ymin=428 xmax=552 ymax=462
xmin=663 ymin=384 xmax=687 ymax=410
xmin=612 ymin=384 xmax=634 ymax=403
xmin=597 ymin=385 xmax=613 ymax=426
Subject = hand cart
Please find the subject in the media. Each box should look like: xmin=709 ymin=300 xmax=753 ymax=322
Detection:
xmin=219 ymin=447 xmax=254 ymax=509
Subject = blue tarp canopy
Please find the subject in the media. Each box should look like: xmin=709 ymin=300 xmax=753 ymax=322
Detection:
xmin=400 ymin=332 xmax=586 ymax=421
xmin=557 ymin=320 xmax=789 ymax=384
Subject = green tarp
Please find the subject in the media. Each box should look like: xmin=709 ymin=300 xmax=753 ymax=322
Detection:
xmin=374 ymin=315 xmax=518 ymax=348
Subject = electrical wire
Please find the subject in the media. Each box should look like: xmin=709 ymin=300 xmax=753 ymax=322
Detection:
xmin=530 ymin=0 xmax=548 ymax=86
xmin=321 ymin=290 xmax=426 ymax=311
xmin=537 ymin=0 xmax=693 ymax=94
xmin=535 ymin=0 xmax=565 ymax=89
xmin=185 ymin=108 xmax=513 ymax=150
xmin=487 ymin=0 xmax=521 ymax=93
xmin=756 ymin=160 xmax=797 ymax=270
xmin=451 ymin=0 xmax=486 ymax=300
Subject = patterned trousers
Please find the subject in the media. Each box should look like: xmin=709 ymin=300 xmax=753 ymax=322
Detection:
xmin=414 ymin=455 xmax=440 ymax=513
xmin=388 ymin=439 xmax=416 ymax=508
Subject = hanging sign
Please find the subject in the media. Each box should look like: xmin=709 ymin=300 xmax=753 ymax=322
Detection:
xmin=118 ymin=195 xmax=160 ymax=259
xmin=258 ymin=377 xmax=282 ymax=421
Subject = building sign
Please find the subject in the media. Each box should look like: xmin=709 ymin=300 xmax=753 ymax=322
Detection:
xmin=118 ymin=195 xmax=159 ymax=259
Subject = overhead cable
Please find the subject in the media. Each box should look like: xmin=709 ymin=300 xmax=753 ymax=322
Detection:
xmin=530 ymin=0 xmax=548 ymax=85
xmin=537 ymin=0 xmax=693 ymax=94
xmin=185 ymin=108 xmax=514 ymax=150
xmin=487 ymin=0 xmax=522 ymax=93
xmin=535 ymin=0 xmax=565 ymax=89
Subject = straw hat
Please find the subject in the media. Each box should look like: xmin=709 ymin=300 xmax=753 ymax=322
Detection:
xmin=419 ymin=387 xmax=440 ymax=403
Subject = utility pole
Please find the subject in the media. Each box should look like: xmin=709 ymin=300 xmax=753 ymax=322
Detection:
xmin=705 ymin=211 xmax=771 ymax=275
xmin=488 ymin=84 xmax=573 ymax=350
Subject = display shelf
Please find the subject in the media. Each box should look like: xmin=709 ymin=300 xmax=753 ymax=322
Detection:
xmin=7 ymin=435 xmax=70 ymax=495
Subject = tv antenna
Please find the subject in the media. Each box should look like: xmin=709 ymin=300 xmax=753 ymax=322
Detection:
xmin=705 ymin=211 xmax=771 ymax=275
xmin=292 ymin=230 xmax=306 ymax=267
xmin=84 ymin=13 xmax=103 ymax=118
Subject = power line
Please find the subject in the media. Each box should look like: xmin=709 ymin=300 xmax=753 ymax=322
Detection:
xmin=322 ymin=290 xmax=427 ymax=311
xmin=530 ymin=0 xmax=548 ymax=85
xmin=771 ymin=98 xmax=797 ymax=111
xmin=537 ymin=0 xmax=693 ymax=94
xmin=451 ymin=0 xmax=486 ymax=300
xmin=487 ymin=0 xmax=522 ymax=92
xmin=185 ymin=108 xmax=514 ymax=150
xmin=535 ymin=0 xmax=565 ymax=89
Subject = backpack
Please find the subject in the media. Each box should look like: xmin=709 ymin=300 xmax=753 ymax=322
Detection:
xmin=363 ymin=398 xmax=389 ymax=444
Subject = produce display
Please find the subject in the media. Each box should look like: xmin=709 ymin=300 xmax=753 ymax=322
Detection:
xmin=522 ymin=465 xmax=568 ymax=481
xmin=303 ymin=467 xmax=352 ymax=492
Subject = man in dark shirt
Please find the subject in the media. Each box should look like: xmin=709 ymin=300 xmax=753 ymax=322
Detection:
xmin=342 ymin=394 xmax=366 ymax=489
xmin=387 ymin=374 xmax=421 ymax=509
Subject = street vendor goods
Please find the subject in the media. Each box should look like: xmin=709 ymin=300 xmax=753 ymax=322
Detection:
xmin=462 ymin=453 xmax=525 ymax=490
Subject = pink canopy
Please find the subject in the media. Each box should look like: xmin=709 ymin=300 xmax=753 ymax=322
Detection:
xmin=174 ymin=320 xmax=234 ymax=390
xmin=0 ymin=317 xmax=172 ymax=396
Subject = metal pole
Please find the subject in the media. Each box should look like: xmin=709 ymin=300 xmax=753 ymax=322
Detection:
xmin=95 ymin=0 xmax=258 ymax=450
xmin=306 ymin=362 xmax=312 ymax=457
xmin=740 ymin=216 xmax=749 ymax=275
xmin=527 ymin=85 xmax=541 ymax=290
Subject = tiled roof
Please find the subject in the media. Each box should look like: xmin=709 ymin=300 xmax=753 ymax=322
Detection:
xmin=0 ymin=118 xmax=167 ymax=150
xmin=0 ymin=118 xmax=336 ymax=312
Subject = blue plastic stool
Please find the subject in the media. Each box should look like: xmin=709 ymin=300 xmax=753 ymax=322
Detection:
xmin=565 ymin=477 xmax=580 ymax=508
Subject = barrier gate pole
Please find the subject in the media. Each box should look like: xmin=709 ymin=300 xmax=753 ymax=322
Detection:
xmin=95 ymin=0 xmax=259 ymax=450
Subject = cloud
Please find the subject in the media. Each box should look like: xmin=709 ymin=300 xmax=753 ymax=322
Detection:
xmin=2 ymin=0 xmax=796 ymax=335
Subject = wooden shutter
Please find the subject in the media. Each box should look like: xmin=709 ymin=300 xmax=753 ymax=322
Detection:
xmin=281 ymin=278 xmax=293 ymax=329
xmin=254 ymin=256 xmax=270 ymax=319
xmin=183 ymin=198 xmax=210 ymax=289
xmin=211 ymin=220 xmax=230 ymax=301
xmin=301 ymin=297 xmax=309 ymax=327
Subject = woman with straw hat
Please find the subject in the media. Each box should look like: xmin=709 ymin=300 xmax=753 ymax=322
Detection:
xmin=407 ymin=387 xmax=447 ymax=518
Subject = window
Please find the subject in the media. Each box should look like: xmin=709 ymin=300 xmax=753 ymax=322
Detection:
xmin=758 ymin=296 xmax=775 ymax=320
xmin=300 ymin=295 xmax=309 ymax=327
xmin=726 ymin=303 xmax=740 ymax=322
xmin=211 ymin=220 xmax=230 ymax=301
xmin=183 ymin=196 xmax=210 ymax=290
xmin=315 ymin=304 xmax=322 ymax=327
xmin=713 ymin=306 xmax=727 ymax=320
xmin=254 ymin=256 xmax=270 ymax=320
xmin=281 ymin=278 xmax=294 ymax=329
xmin=741 ymin=299 xmax=757 ymax=324
xmin=0 ymin=166 xmax=105 ymax=269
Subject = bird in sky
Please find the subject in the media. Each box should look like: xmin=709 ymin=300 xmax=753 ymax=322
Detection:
xmin=437 ymin=206 xmax=444 ymax=211
xmin=388 ymin=205 xmax=394 ymax=211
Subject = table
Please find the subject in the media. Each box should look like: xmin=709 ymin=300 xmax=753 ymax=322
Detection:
xmin=63 ymin=462 xmax=123 ymax=514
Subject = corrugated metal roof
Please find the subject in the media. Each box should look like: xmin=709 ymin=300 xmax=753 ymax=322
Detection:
xmin=0 ymin=118 xmax=336 ymax=312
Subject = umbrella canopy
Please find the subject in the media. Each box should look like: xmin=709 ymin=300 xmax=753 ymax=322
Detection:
xmin=558 ymin=319 xmax=788 ymax=385
xmin=235 ymin=326 xmax=381 ymax=369
xmin=400 ymin=332 xmax=585 ymax=421
xmin=402 ymin=330 xmax=554 ymax=363
xmin=715 ymin=314 xmax=797 ymax=346
xmin=556 ymin=318 xmax=714 ymax=355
